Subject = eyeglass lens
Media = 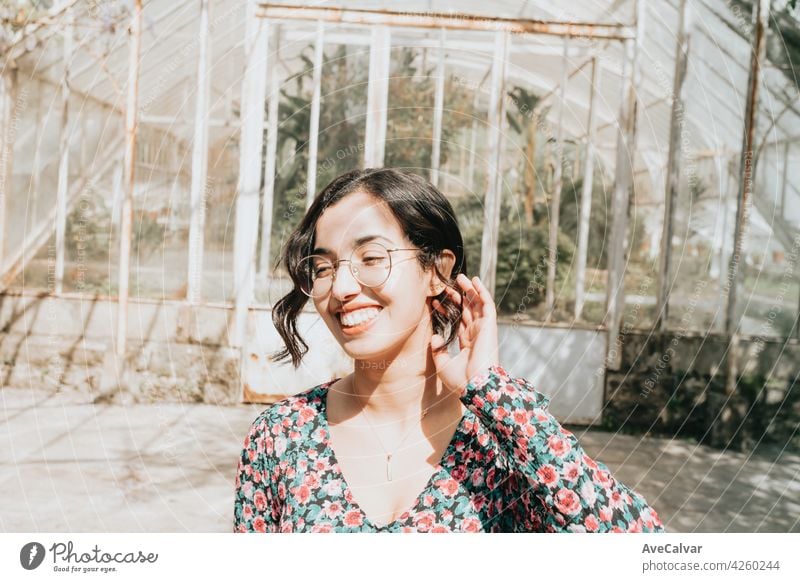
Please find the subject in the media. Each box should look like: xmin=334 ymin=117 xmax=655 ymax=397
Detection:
xmin=298 ymin=242 xmax=392 ymax=297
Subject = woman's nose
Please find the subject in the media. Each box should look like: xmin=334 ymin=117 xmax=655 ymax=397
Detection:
xmin=330 ymin=261 xmax=361 ymax=300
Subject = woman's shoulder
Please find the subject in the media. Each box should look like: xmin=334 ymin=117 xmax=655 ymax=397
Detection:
xmin=243 ymin=379 xmax=337 ymax=442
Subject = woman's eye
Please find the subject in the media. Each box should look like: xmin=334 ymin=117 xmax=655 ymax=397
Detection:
xmin=314 ymin=266 xmax=332 ymax=277
xmin=362 ymin=256 xmax=386 ymax=265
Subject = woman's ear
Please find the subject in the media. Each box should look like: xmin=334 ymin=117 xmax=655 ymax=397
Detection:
xmin=429 ymin=250 xmax=456 ymax=296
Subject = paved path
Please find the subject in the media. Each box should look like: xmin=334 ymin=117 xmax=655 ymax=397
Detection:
xmin=1 ymin=387 xmax=797 ymax=532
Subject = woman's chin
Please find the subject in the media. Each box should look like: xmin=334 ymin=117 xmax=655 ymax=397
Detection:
xmin=341 ymin=340 xmax=399 ymax=366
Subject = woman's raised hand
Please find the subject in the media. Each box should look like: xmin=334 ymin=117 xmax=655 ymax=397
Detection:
xmin=430 ymin=273 xmax=501 ymax=396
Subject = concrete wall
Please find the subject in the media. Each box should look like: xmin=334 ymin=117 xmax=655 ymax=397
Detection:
xmin=604 ymin=331 xmax=800 ymax=452
xmin=497 ymin=323 xmax=606 ymax=425
xmin=0 ymin=292 xmax=606 ymax=425
xmin=7 ymin=291 xmax=794 ymax=451
xmin=6 ymin=294 xmax=800 ymax=450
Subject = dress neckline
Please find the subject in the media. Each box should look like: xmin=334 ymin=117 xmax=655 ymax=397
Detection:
xmin=316 ymin=378 xmax=470 ymax=530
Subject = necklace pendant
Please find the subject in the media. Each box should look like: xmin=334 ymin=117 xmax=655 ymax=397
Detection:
xmin=386 ymin=454 xmax=392 ymax=481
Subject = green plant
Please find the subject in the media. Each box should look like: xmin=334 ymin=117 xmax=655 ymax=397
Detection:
xmin=266 ymin=44 xmax=474 ymax=271
xmin=452 ymin=192 xmax=576 ymax=318
xmin=506 ymin=85 xmax=544 ymax=227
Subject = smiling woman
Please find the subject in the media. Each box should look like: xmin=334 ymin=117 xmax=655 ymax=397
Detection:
xmin=233 ymin=168 xmax=665 ymax=533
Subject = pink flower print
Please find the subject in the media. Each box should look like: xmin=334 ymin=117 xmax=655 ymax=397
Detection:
xmin=554 ymin=488 xmax=581 ymax=516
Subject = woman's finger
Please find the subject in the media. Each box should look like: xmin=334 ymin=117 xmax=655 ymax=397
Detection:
xmin=455 ymin=274 xmax=480 ymax=309
xmin=472 ymin=276 xmax=496 ymax=318
xmin=431 ymin=298 xmax=446 ymax=316
xmin=457 ymin=322 xmax=472 ymax=351
xmin=455 ymin=273 xmax=474 ymax=294
xmin=442 ymin=283 xmax=462 ymax=304
xmin=460 ymin=300 xmax=474 ymax=328
xmin=466 ymin=289 xmax=482 ymax=319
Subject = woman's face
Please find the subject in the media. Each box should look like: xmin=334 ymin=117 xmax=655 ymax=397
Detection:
xmin=309 ymin=189 xmax=443 ymax=364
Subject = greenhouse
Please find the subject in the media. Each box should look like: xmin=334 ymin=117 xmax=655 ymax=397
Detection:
xmin=1 ymin=0 xmax=799 ymax=453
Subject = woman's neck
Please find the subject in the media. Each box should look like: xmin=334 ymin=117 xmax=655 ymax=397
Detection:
xmin=345 ymin=349 xmax=451 ymax=422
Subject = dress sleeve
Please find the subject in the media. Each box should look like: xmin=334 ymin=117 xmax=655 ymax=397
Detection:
xmin=233 ymin=413 xmax=281 ymax=533
xmin=461 ymin=364 xmax=665 ymax=533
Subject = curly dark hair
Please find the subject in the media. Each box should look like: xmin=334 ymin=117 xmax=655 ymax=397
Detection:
xmin=269 ymin=167 xmax=468 ymax=368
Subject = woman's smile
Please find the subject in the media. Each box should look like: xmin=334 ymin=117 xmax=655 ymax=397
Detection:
xmin=337 ymin=306 xmax=384 ymax=335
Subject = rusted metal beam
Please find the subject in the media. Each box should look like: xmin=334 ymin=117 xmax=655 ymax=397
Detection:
xmin=655 ymin=0 xmax=691 ymax=333
xmin=724 ymin=0 xmax=770 ymax=395
xmin=116 ymin=0 xmax=142 ymax=357
xmin=256 ymin=4 xmax=634 ymax=40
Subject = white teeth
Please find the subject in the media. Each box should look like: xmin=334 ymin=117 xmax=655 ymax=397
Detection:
xmin=339 ymin=307 xmax=381 ymax=327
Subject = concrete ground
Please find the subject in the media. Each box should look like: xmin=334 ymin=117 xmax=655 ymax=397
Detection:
xmin=1 ymin=385 xmax=798 ymax=533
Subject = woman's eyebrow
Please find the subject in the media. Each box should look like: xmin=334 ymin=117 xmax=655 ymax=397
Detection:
xmin=311 ymin=234 xmax=396 ymax=256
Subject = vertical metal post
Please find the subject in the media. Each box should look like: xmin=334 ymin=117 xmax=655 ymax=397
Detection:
xmin=187 ymin=0 xmax=211 ymax=304
xmin=797 ymin=265 xmax=800 ymax=341
xmin=306 ymin=21 xmax=324 ymax=209
xmin=479 ymin=30 xmax=509 ymax=297
xmin=605 ymin=0 xmax=644 ymax=370
xmin=0 ymin=67 xmax=15 ymax=267
xmin=259 ymin=26 xmax=281 ymax=283
xmin=714 ymin=154 xmax=731 ymax=294
xmin=30 ymin=80 xmax=42 ymax=232
xmin=364 ymin=26 xmax=390 ymax=167
xmin=0 ymin=73 xmax=7 ymax=266
xmin=572 ymin=141 xmax=581 ymax=182
xmin=55 ymin=11 xmax=74 ymax=293
xmin=116 ymin=0 xmax=142 ymax=357
xmin=724 ymin=0 xmax=770 ymax=394
xmin=545 ymin=38 xmax=570 ymax=321
xmin=779 ymin=141 xmax=789 ymax=214
xmin=431 ymin=28 xmax=446 ymax=187
xmin=458 ymin=124 xmax=467 ymax=182
xmin=467 ymin=91 xmax=479 ymax=191
xmin=79 ymin=109 xmax=87 ymax=173
xmin=110 ymin=158 xmax=123 ymax=231
xmin=575 ymin=56 xmax=599 ymax=320
xmin=233 ymin=3 xmax=269 ymax=348
xmin=655 ymin=0 xmax=691 ymax=332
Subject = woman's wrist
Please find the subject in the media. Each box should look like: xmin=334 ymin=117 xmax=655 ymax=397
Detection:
xmin=461 ymin=363 xmax=508 ymax=398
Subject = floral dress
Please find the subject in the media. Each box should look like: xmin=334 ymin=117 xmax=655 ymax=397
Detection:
xmin=233 ymin=364 xmax=665 ymax=533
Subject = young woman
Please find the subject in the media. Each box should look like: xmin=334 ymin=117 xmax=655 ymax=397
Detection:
xmin=234 ymin=168 xmax=665 ymax=533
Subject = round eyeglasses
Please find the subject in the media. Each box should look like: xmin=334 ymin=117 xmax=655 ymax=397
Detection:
xmin=297 ymin=241 xmax=420 ymax=298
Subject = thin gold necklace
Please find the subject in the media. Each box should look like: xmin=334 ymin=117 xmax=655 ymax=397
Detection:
xmin=352 ymin=377 xmax=441 ymax=482
xmin=359 ymin=404 xmax=433 ymax=482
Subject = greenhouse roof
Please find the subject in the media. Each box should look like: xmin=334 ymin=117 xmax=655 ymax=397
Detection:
xmin=6 ymin=0 xmax=800 ymax=228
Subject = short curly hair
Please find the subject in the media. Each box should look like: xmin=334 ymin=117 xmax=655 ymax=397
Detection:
xmin=269 ymin=167 xmax=468 ymax=368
